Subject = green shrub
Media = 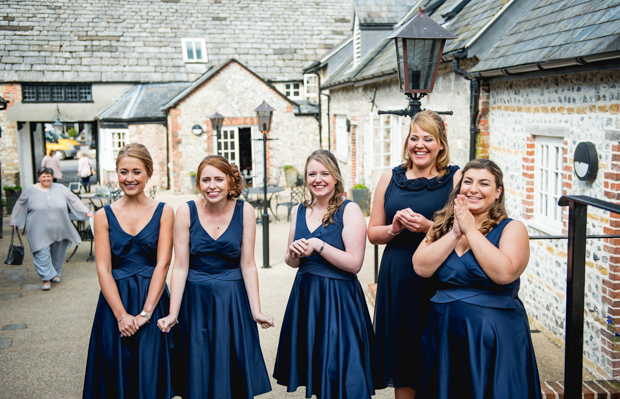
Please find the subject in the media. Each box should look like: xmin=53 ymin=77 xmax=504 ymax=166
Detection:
xmin=352 ymin=183 xmax=368 ymax=189
xmin=4 ymin=185 xmax=22 ymax=191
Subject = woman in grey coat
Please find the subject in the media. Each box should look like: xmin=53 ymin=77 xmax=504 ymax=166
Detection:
xmin=9 ymin=167 xmax=94 ymax=290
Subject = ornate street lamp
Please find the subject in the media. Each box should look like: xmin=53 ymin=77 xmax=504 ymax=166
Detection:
xmin=0 ymin=95 xmax=8 ymax=111
xmin=255 ymin=101 xmax=275 ymax=268
xmin=379 ymin=7 xmax=457 ymax=118
xmin=208 ymin=111 xmax=224 ymax=152
xmin=52 ymin=105 xmax=64 ymax=135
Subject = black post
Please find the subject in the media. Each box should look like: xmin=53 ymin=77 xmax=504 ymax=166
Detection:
xmin=563 ymin=200 xmax=588 ymax=399
xmin=374 ymin=245 xmax=379 ymax=283
xmin=262 ymin=133 xmax=270 ymax=268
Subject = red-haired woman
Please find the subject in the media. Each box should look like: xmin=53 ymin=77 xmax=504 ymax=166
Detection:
xmin=158 ymin=155 xmax=273 ymax=398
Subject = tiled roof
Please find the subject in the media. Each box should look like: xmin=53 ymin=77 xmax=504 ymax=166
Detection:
xmin=0 ymin=0 xmax=353 ymax=83
xmin=471 ymin=0 xmax=620 ymax=72
xmin=354 ymin=0 xmax=414 ymax=25
xmin=98 ymin=82 xmax=190 ymax=120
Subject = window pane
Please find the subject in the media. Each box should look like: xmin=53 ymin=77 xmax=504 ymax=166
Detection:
xmin=80 ymin=85 xmax=92 ymax=101
xmin=186 ymin=42 xmax=194 ymax=60
xmin=293 ymin=83 xmax=300 ymax=89
xmin=384 ymin=141 xmax=391 ymax=154
xmin=66 ymin=85 xmax=78 ymax=101
xmin=194 ymin=41 xmax=202 ymax=59
xmin=52 ymin=86 xmax=64 ymax=101
xmin=224 ymin=142 xmax=228 ymax=150
xmin=38 ymin=86 xmax=50 ymax=101
xmin=23 ymin=86 xmax=37 ymax=101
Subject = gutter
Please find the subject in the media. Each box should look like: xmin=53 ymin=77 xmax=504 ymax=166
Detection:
xmin=452 ymin=50 xmax=479 ymax=161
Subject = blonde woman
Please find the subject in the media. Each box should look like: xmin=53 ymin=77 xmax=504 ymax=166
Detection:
xmin=274 ymin=149 xmax=374 ymax=398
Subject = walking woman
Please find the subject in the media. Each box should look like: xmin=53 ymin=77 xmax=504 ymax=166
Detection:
xmin=77 ymin=151 xmax=92 ymax=193
xmin=273 ymin=149 xmax=374 ymax=399
xmin=10 ymin=167 xmax=94 ymax=291
xmin=157 ymin=155 xmax=273 ymax=399
xmin=412 ymin=159 xmax=541 ymax=399
xmin=369 ymin=110 xmax=460 ymax=398
xmin=83 ymin=143 xmax=175 ymax=399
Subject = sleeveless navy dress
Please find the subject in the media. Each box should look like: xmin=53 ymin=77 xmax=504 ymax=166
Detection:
xmin=172 ymin=199 xmax=271 ymax=399
xmin=273 ymin=200 xmax=374 ymax=399
xmin=417 ymin=219 xmax=542 ymax=399
xmin=374 ymin=165 xmax=458 ymax=389
xmin=83 ymin=202 xmax=173 ymax=399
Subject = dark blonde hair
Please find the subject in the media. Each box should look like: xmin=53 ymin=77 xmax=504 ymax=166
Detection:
xmin=116 ymin=143 xmax=154 ymax=178
xmin=195 ymin=155 xmax=244 ymax=198
xmin=302 ymin=149 xmax=345 ymax=226
xmin=427 ymin=159 xmax=507 ymax=243
xmin=402 ymin=110 xmax=450 ymax=179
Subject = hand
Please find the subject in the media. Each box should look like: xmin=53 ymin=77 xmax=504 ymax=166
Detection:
xmin=118 ymin=314 xmax=139 ymax=337
xmin=86 ymin=211 xmax=95 ymax=218
xmin=136 ymin=314 xmax=149 ymax=328
xmin=289 ymin=238 xmax=309 ymax=259
xmin=452 ymin=213 xmax=462 ymax=237
xmin=390 ymin=213 xmax=405 ymax=235
xmin=253 ymin=312 xmax=275 ymax=329
xmin=396 ymin=208 xmax=431 ymax=233
xmin=157 ymin=315 xmax=178 ymax=333
xmin=454 ymin=195 xmax=475 ymax=235
xmin=306 ymin=238 xmax=323 ymax=257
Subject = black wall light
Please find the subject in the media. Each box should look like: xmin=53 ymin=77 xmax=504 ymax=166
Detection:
xmin=573 ymin=141 xmax=598 ymax=182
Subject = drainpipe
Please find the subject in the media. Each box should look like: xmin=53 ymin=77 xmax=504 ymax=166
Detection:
xmin=452 ymin=50 xmax=480 ymax=161
xmin=321 ymin=92 xmax=331 ymax=151
xmin=313 ymin=65 xmax=323 ymax=148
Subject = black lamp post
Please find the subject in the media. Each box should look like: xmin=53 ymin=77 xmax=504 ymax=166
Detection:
xmin=208 ymin=112 xmax=224 ymax=153
xmin=0 ymin=96 xmax=8 ymax=111
xmin=378 ymin=7 xmax=457 ymax=119
xmin=255 ymin=101 xmax=275 ymax=268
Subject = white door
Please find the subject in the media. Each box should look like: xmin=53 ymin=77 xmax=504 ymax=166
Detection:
xmin=218 ymin=127 xmax=240 ymax=165
xmin=251 ymin=126 xmax=264 ymax=187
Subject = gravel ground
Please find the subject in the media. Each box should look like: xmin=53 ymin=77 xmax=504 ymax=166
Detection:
xmin=0 ymin=190 xmax=595 ymax=399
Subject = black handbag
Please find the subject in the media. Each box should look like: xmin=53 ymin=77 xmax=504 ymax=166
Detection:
xmin=4 ymin=227 xmax=25 ymax=265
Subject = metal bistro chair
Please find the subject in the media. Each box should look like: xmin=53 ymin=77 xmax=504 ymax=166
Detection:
xmin=68 ymin=181 xmax=82 ymax=198
xmin=149 ymin=185 xmax=158 ymax=199
xmin=277 ymin=183 xmax=304 ymax=222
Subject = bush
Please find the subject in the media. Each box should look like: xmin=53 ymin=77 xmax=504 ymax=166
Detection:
xmin=67 ymin=128 xmax=79 ymax=138
xmin=352 ymin=183 xmax=367 ymax=189
xmin=4 ymin=185 xmax=22 ymax=191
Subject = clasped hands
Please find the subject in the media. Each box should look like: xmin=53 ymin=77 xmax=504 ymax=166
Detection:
xmin=391 ymin=208 xmax=431 ymax=234
xmin=452 ymin=194 xmax=476 ymax=237
xmin=288 ymin=237 xmax=322 ymax=261
xmin=118 ymin=313 xmax=149 ymax=338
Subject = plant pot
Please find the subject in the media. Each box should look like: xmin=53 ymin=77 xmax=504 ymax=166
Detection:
xmin=285 ymin=168 xmax=298 ymax=187
xmin=351 ymin=188 xmax=371 ymax=216
xmin=4 ymin=189 xmax=22 ymax=215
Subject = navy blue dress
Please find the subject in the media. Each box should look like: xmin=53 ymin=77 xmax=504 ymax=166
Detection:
xmin=417 ymin=219 xmax=542 ymax=399
xmin=273 ymin=200 xmax=374 ymax=399
xmin=374 ymin=165 xmax=458 ymax=389
xmin=172 ymin=199 xmax=271 ymax=399
xmin=83 ymin=203 xmax=173 ymax=399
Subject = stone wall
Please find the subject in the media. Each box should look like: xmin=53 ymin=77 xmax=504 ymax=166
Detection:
xmin=168 ymin=61 xmax=318 ymax=194
xmin=0 ymin=84 xmax=21 ymax=186
xmin=488 ymin=70 xmax=620 ymax=378
xmin=128 ymin=124 xmax=168 ymax=190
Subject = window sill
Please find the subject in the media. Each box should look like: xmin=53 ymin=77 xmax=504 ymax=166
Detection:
xmin=526 ymin=219 xmax=563 ymax=236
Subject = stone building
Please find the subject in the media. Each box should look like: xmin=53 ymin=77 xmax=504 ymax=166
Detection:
xmin=310 ymin=0 xmax=620 ymax=379
xmin=0 ymin=0 xmax=352 ymax=188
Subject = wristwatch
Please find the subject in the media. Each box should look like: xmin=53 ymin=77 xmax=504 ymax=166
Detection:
xmin=139 ymin=311 xmax=151 ymax=321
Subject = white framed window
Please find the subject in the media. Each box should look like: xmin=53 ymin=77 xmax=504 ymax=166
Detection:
xmin=182 ymin=38 xmax=208 ymax=63
xmin=284 ymin=82 xmax=301 ymax=99
xmin=534 ymin=136 xmax=564 ymax=230
xmin=371 ymin=113 xmax=403 ymax=170
xmin=218 ymin=127 xmax=239 ymax=164
xmin=111 ymin=130 xmax=126 ymax=159
xmin=304 ymin=74 xmax=318 ymax=100
xmin=99 ymin=128 xmax=128 ymax=171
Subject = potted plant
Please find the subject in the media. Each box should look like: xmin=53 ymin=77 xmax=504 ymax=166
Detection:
xmin=3 ymin=185 xmax=22 ymax=215
xmin=283 ymin=165 xmax=298 ymax=187
xmin=351 ymin=183 xmax=371 ymax=216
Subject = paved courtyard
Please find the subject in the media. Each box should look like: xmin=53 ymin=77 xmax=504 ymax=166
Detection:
xmin=0 ymin=190 xmax=593 ymax=398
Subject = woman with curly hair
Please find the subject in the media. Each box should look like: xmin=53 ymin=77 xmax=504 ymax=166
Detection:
xmin=369 ymin=110 xmax=460 ymax=398
xmin=273 ymin=149 xmax=374 ymax=399
xmin=412 ymin=159 xmax=541 ymax=399
xmin=158 ymin=155 xmax=273 ymax=399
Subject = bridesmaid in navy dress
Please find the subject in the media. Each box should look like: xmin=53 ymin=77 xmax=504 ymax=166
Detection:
xmin=83 ymin=143 xmax=175 ymax=399
xmin=413 ymin=159 xmax=541 ymax=399
xmin=368 ymin=110 xmax=460 ymax=398
xmin=273 ymin=149 xmax=374 ymax=399
xmin=158 ymin=155 xmax=273 ymax=399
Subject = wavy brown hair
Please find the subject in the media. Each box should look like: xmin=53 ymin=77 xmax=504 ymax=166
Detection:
xmin=195 ymin=155 xmax=244 ymax=198
xmin=116 ymin=143 xmax=154 ymax=178
xmin=427 ymin=159 xmax=508 ymax=243
xmin=302 ymin=149 xmax=345 ymax=226
xmin=402 ymin=110 xmax=450 ymax=180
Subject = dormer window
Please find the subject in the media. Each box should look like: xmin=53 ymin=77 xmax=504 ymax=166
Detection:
xmin=182 ymin=38 xmax=208 ymax=63
xmin=284 ymin=82 xmax=302 ymax=99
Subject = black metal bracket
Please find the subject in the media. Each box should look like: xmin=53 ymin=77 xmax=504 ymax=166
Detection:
xmin=377 ymin=93 xmax=454 ymax=119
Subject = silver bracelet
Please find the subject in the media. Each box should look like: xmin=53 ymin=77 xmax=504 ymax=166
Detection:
xmin=388 ymin=225 xmax=401 ymax=236
xmin=117 ymin=313 xmax=126 ymax=322
xmin=318 ymin=241 xmax=325 ymax=254
xmin=449 ymin=230 xmax=461 ymax=239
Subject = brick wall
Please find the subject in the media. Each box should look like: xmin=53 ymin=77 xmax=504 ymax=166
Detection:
xmin=128 ymin=124 xmax=168 ymax=190
xmin=0 ymin=83 xmax=22 ymax=186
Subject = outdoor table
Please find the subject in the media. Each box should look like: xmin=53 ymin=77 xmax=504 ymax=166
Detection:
xmin=243 ymin=186 xmax=285 ymax=221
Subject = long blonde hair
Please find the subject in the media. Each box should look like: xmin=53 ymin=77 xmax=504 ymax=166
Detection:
xmin=402 ymin=110 xmax=450 ymax=180
xmin=302 ymin=149 xmax=345 ymax=226
xmin=427 ymin=159 xmax=508 ymax=243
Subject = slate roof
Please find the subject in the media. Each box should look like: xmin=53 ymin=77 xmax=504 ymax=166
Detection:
xmin=98 ymin=82 xmax=190 ymax=120
xmin=471 ymin=0 xmax=620 ymax=72
xmin=0 ymin=0 xmax=353 ymax=83
xmin=354 ymin=0 xmax=414 ymax=25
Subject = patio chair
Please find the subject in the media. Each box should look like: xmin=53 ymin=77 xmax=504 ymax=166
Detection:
xmin=277 ymin=183 xmax=304 ymax=222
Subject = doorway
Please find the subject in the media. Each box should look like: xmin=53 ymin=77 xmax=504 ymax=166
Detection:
xmin=217 ymin=126 xmax=254 ymax=186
